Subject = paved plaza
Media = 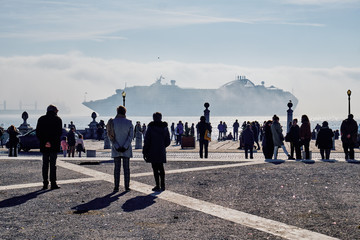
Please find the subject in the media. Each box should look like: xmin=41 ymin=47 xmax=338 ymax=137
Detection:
xmin=0 ymin=142 xmax=359 ymax=239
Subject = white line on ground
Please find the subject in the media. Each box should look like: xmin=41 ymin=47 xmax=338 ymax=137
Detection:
xmin=57 ymin=159 xmax=339 ymax=240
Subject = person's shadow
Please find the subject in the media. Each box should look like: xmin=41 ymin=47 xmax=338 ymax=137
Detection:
xmin=0 ymin=189 xmax=48 ymax=208
xmin=121 ymin=193 xmax=159 ymax=212
xmin=71 ymin=191 xmax=128 ymax=214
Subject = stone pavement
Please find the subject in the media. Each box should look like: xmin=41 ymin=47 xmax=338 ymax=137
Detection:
xmin=0 ymin=143 xmax=360 ymax=239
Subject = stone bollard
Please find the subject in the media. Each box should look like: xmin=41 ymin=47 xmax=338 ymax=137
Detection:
xmin=86 ymin=150 xmax=96 ymax=157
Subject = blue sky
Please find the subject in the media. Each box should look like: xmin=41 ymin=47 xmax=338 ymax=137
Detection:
xmin=0 ymin=0 xmax=359 ymax=118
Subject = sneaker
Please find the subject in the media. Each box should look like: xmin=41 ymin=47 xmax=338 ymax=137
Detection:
xmin=152 ymin=186 xmax=161 ymax=191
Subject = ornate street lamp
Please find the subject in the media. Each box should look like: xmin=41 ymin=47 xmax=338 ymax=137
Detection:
xmin=122 ymin=91 xmax=126 ymax=107
xmin=347 ymin=89 xmax=351 ymax=115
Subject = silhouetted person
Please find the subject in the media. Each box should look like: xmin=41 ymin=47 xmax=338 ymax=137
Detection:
xmin=300 ymin=115 xmax=311 ymax=159
xmin=340 ymin=114 xmax=358 ymax=160
xmin=197 ymin=116 xmax=212 ymax=159
xmin=143 ymin=112 xmax=171 ymax=191
xmin=262 ymin=120 xmax=274 ymax=159
xmin=36 ymin=105 xmax=62 ymax=190
xmin=316 ymin=121 xmax=334 ymax=160
xmin=242 ymin=124 xmax=254 ymax=159
xmin=7 ymin=125 xmax=19 ymax=157
xmin=233 ymin=120 xmax=239 ymax=141
xmin=107 ymin=106 xmax=133 ymax=192
xmin=67 ymin=127 xmax=76 ymax=157
xmin=289 ymin=119 xmax=301 ymax=160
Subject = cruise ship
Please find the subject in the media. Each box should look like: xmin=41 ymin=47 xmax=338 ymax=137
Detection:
xmin=82 ymin=76 xmax=298 ymax=116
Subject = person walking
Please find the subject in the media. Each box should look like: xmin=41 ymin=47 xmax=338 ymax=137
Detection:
xmin=340 ymin=114 xmax=358 ymax=160
xmin=271 ymin=115 xmax=291 ymax=160
xmin=197 ymin=116 xmax=212 ymax=159
xmin=289 ymin=119 xmax=301 ymax=160
xmin=170 ymin=122 xmax=175 ymax=141
xmin=7 ymin=125 xmax=20 ymax=157
xmin=143 ymin=112 xmax=171 ymax=191
xmin=36 ymin=105 xmax=62 ymax=190
xmin=242 ymin=124 xmax=254 ymax=159
xmin=300 ymin=115 xmax=311 ymax=159
xmin=107 ymin=105 xmax=134 ymax=192
xmin=67 ymin=127 xmax=76 ymax=157
xmin=315 ymin=121 xmax=334 ymax=160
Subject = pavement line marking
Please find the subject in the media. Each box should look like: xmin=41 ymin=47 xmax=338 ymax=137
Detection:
xmin=0 ymin=177 xmax=99 ymax=191
xmin=132 ymin=161 xmax=266 ymax=177
xmin=56 ymin=160 xmax=338 ymax=240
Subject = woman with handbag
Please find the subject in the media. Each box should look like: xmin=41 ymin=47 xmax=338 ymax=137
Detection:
xmin=197 ymin=116 xmax=212 ymax=158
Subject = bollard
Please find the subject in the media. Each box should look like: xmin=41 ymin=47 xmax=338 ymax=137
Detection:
xmin=86 ymin=150 xmax=96 ymax=157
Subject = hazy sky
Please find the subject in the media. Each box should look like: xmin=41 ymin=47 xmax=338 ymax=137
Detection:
xmin=0 ymin=0 xmax=359 ymax=119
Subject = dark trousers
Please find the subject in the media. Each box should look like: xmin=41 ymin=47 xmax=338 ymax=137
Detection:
xmin=233 ymin=130 xmax=238 ymax=141
xmin=68 ymin=145 xmax=75 ymax=157
xmin=290 ymin=141 xmax=302 ymax=159
xmin=244 ymin=144 xmax=253 ymax=159
xmin=114 ymin=157 xmax=130 ymax=189
xmin=302 ymin=139 xmax=310 ymax=159
xmin=342 ymin=142 xmax=355 ymax=159
xmin=151 ymin=163 xmax=165 ymax=188
xmin=42 ymin=152 xmax=58 ymax=186
xmin=199 ymin=139 xmax=209 ymax=158
xmin=8 ymin=144 xmax=17 ymax=157
xmin=320 ymin=149 xmax=331 ymax=159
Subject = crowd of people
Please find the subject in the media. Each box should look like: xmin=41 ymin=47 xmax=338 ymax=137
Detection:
xmin=1 ymin=103 xmax=360 ymax=192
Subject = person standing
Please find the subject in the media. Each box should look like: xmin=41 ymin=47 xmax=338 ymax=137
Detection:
xmin=262 ymin=120 xmax=274 ymax=159
xmin=217 ymin=121 xmax=223 ymax=141
xmin=340 ymin=114 xmax=358 ymax=160
xmin=60 ymin=137 xmax=68 ymax=157
xmin=271 ymin=115 xmax=291 ymax=160
xmin=143 ymin=112 xmax=171 ymax=191
xmin=242 ymin=124 xmax=254 ymax=159
xmin=197 ymin=116 xmax=212 ymax=159
xmin=170 ymin=122 xmax=175 ymax=141
xmin=107 ymin=106 xmax=134 ymax=192
xmin=67 ymin=127 xmax=76 ymax=157
xmin=300 ymin=115 xmax=311 ymax=159
xmin=134 ymin=121 xmax=143 ymax=149
xmin=315 ymin=121 xmax=334 ymax=160
xmin=7 ymin=125 xmax=20 ymax=157
xmin=36 ymin=105 xmax=62 ymax=190
xmin=233 ymin=120 xmax=239 ymax=141
xmin=75 ymin=134 xmax=85 ymax=157
xmin=289 ymin=119 xmax=301 ymax=160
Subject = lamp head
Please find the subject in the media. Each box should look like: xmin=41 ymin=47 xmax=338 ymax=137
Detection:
xmin=347 ymin=89 xmax=351 ymax=96
xmin=122 ymin=91 xmax=126 ymax=97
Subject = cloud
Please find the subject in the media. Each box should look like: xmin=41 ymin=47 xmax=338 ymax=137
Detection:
xmin=0 ymin=0 xmax=326 ymax=41
xmin=0 ymin=53 xmax=359 ymax=120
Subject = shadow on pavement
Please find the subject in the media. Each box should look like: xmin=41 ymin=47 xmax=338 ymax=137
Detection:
xmin=0 ymin=189 xmax=48 ymax=208
xmin=71 ymin=191 xmax=128 ymax=214
xmin=122 ymin=193 xmax=160 ymax=212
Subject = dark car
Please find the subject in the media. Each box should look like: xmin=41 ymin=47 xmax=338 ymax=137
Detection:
xmin=17 ymin=128 xmax=76 ymax=152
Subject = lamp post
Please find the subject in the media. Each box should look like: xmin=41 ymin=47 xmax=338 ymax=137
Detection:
xmin=347 ymin=89 xmax=351 ymax=115
xmin=122 ymin=91 xmax=126 ymax=107
xmin=287 ymin=100 xmax=293 ymax=133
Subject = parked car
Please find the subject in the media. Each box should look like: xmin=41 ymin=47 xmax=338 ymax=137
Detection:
xmin=17 ymin=128 xmax=76 ymax=152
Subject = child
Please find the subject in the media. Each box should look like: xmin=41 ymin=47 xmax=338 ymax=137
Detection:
xmin=76 ymin=134 xmax=85 ymax=157
xmin=60 ymin=136 xmax=68 ymax=157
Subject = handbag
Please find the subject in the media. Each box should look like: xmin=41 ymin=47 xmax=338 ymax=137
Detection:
xmin=204 ymin=130 xmax=211 ymax=141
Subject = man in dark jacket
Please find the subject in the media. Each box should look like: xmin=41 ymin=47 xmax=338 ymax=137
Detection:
xmin=340 ymin=114 xmax=358 ymax=160
xmin=315 ymin=121 xmax=334 ymax=160
xmin=288 ymin=119 xmax=301 ymax=160
xmin=242 ymin=124 xmax=254 ymax=159
xmin=36 ymin=105 xmax=62 ymax=190
xmin=143 ymin=112 xmax=171 ymax=191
